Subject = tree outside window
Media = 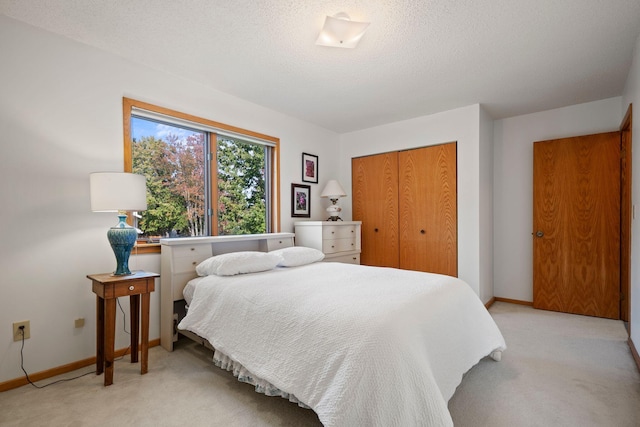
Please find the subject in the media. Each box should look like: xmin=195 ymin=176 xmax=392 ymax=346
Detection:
xmin=217 ymin=137 xmax=267 ymax=235
xmin=129 ymin=114 xmax=272 ymax=241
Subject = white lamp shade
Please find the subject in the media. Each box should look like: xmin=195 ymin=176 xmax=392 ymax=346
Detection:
xmin=320 ymin=180 xmax=347 ymax=198
xmin=90 ymin=172 xmax=147 ymax=212
xmin=316 ymin=13 xmax=370 ymax=48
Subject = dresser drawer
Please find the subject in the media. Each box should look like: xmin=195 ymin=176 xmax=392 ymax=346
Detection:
xmin=173 ymin=255 xmax=211 ymax=274
xmin=322 ymin=224 xmax=358 ymax=240
xmin=171 ymin=245 xmax=212 ymax=273
xmin=172 ymin=244 xmax=212 ymax=259
xmin=323 ymin=237 xmax=357 ymax=254
xmin=325 ymin=253 xmax=360 ymax=264
xmin=93 ymin=278 xmax=155 ymax=299
xmin=265 ymin=236 xmax=294 ymax=251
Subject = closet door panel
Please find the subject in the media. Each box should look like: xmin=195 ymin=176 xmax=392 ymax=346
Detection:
xmin=398 ymin=143 xmax=457 ymax=275
xmin=352 ymin=153 xmax=399 ymax=268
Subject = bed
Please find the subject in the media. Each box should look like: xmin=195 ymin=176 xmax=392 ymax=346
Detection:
xmin=160 ymin=233 xmax=506 ymax=427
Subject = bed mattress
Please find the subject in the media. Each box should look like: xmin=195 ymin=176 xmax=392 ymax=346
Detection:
xmin=179 ymin=262 xmax=506 ymax=426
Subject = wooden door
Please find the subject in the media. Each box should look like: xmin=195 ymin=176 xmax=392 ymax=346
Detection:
xmin=352 ymin=152 xmax=399 ymax=267
xmin=620 ymin=105 xmax=632 ymax=323
xmin=398 ymin=143 xmax=457 ymax=276
xmin=533 ymin=132 xmax=620 ymax=319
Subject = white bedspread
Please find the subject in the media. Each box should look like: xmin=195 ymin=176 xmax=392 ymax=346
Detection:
xmin=178 ymin=263 xmax=506 ymax=426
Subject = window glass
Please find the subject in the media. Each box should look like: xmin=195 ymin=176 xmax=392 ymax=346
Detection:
xmin=129 ymin=113 xmax=273 ymax=241
xmin=217 ymin=136 xmax=268 ymax=235
xmin=131 ymin=117 xmax=206 ymax=240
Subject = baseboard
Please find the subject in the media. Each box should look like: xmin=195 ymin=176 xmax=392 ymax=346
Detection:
xmin=0 ymin=338 xmax=160 ymax=392
xmin=494 ymin=297 xmax=534 ymax=306
xmin=484 ymin=297 xmax=496 ymax=309
xmin=630 ymin=337 xmax=640 ymax=373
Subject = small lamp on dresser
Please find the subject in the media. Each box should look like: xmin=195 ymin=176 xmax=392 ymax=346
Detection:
xmin=320 ymin=180 xmax=347 ymax=221
xmin=90 ymin=172 xmax=147 ymax=276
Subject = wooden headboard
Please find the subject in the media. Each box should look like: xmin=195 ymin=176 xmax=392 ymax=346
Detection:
xmin=159 ymin=233 xmax=295 ymax=351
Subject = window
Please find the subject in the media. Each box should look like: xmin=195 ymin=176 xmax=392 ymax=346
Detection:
xmin=123 ymin=98 xmax=280 ymax=250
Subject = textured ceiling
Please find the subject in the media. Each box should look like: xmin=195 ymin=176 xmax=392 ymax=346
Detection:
xmin=2 ymin=0 xmax=640 ymax=133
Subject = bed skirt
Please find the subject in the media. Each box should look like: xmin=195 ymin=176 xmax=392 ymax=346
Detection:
xmin=212 ymin=348 xmax=311 ymax=409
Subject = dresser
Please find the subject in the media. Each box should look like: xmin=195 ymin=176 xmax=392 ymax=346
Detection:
xmin=294 ymin=221 xmax=361 ymax=264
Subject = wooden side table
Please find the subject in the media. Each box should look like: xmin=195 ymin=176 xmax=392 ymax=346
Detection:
xmin=87 ymin=271 xmax=158 ymax=386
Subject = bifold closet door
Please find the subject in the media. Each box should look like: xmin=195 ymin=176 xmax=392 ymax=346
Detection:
xmin=398 ymin=143 xmax=457 ymax=276
xmin=352 ymin=152 xmax=399 ymax=268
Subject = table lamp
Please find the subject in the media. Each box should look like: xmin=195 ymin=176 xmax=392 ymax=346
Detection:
xmin=90 ymin=172 xmax=147 ymax=275
xmin=320 ymin=180 xmax=347 ymax=221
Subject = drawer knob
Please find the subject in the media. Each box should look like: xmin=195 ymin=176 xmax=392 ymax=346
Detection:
xmin=331 ymin=245 xmax=335 ymax=248
xmin=331 ymin=231 xmax=335 ymax=234
xmin=190 ymin=247 xmax=195 ymax=251
xmin=279 ymin=241 xmax=282 ymax=244
xmin=420 ymin=229 xmax=425 ymax=234
xmin=374 ymin=228 xmax=379 ymax=232
xmin=129 ymin=286 xmax=135 ymax=291
xmin=192 ymin=261 xmax=197 ymax=265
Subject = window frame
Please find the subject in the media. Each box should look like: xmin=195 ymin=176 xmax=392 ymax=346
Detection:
xmin=123 ymin=97 xmax=281 ymax=253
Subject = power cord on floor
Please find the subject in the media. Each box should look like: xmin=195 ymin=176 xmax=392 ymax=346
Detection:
xmin=18 ymin=326 xmax=95 ymax=389
xmin=19 ymin=296 xmax=132 ymax=388
xmin=115 ymin=297 xmax=131 ymax=361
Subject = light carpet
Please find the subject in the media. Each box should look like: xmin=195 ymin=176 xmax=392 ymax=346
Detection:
xmin=1 ymin=301 xmax=638 ymax=426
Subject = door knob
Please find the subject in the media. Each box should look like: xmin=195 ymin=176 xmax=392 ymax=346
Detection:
xmin=535 ymin=231 xmax=544 ymax=238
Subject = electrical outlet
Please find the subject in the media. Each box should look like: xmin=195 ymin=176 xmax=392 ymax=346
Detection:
xmin=13 ymin=320 xmax=30 ymax=341
xmin=74 ymin=318 xmax=85 ymax=328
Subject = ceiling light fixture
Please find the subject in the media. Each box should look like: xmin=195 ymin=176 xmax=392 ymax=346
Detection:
xmin=315 ymin=12 xmax=370 ymax=48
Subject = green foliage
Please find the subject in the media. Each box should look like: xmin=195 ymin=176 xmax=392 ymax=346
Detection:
xmin=217 ymin=137 xmax=267 ymax=235
xmin=132 ymin=126 xmax=268 ymax=238
xmin=132 ymin=136 xmax=188 ymax=237
xmin=165 ymin=133 xmax=206 ymax=237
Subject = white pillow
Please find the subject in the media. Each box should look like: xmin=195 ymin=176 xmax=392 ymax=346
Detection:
xmin=196 ymin=251 xmax=283 ymax=276
xmin=271 ymin=246 xmax=325 ymax=267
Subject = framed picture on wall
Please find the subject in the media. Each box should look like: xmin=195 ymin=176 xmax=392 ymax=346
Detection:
xmin=302 ymin=152 xmax=318 ymax=183
xmin=291 ymin=183 xmax=311 ymax=217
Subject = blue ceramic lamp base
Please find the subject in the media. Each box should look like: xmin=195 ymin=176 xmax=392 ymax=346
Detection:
xmin=107 ymin=214 xmax=138 ymax=276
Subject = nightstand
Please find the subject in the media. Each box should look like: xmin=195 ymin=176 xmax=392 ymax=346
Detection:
xmin=87 ymin=271 xmax=158 ymax=386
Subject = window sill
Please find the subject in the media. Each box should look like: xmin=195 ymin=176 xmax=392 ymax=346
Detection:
xmin=134 ymin=242 xmax=161 ymax=254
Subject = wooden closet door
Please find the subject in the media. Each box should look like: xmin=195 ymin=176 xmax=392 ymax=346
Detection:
xmin=352 ymin=153 xmax=399 ymax=267
xmin=398 ymin=143 xmax=457 ymax=276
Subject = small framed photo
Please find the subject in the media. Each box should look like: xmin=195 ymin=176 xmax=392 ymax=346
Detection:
xmin=302 ymin=153 xmax=319 ymax=183
xmin=291 ymin=183 xmax=311 ymax=218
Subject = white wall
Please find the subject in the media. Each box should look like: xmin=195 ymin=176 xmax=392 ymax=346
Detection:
xmin=3 ymin=12 xmax=638 ymax=385
xmin=493 ymin=97 xmax=623 ymax=302
xmin=479 ymin=107 xmax=494 ymax=303
xmin=338 ymin=104 xmax=493 ymax=301
xmin=0 ymin=16 xmax=340 ymax=383
xmin=622 ymin=32 xmax=640 ymax=351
